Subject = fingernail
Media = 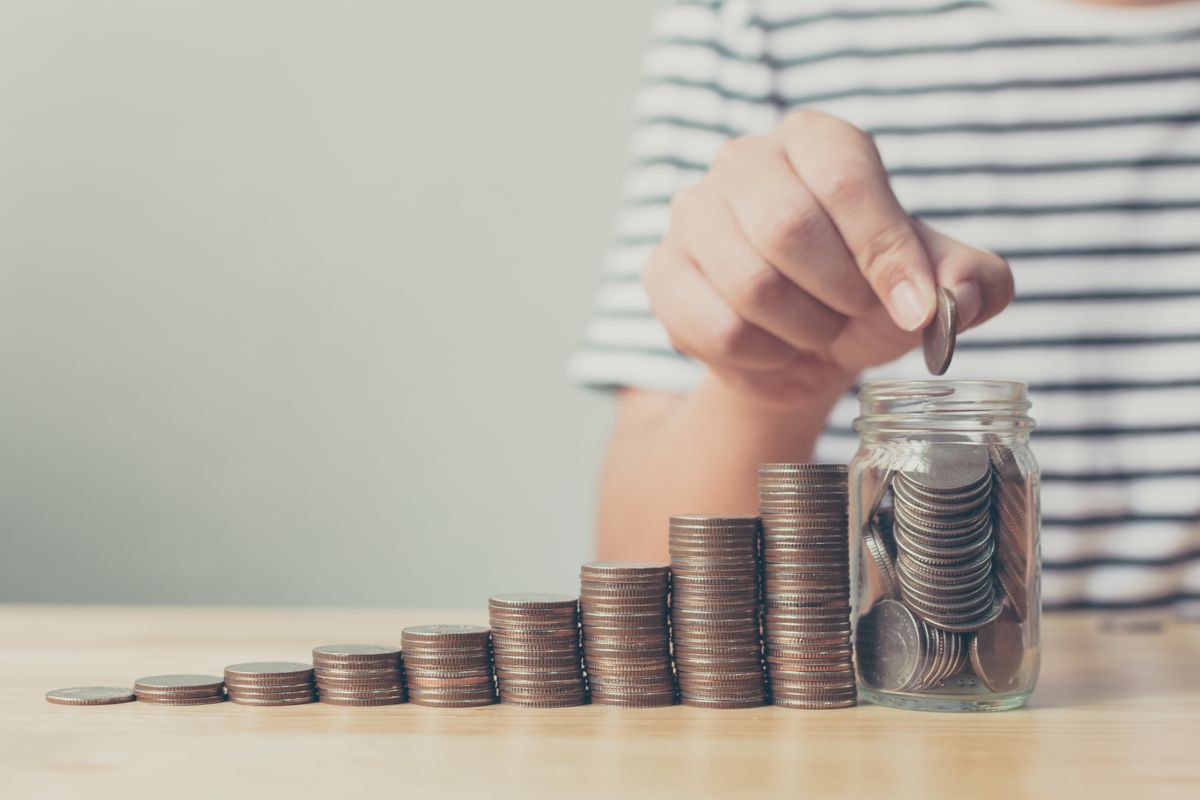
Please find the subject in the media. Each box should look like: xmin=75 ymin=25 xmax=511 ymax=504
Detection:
xmin=889 ymin=280 xmax=932 ymax=331
xmin=952 ymin=280 xmax=983 ymax=330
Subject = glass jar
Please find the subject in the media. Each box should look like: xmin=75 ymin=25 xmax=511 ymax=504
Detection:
xmin=849 ymin=380 xmax=1040 ymax=712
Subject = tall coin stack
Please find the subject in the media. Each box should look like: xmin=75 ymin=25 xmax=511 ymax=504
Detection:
xmin=133 ymin=674 xmax=226 ymax=706
xmin=223 ymin=662 xmax=316 ymax=706
xmin=757 ymin=464 xmax=857 ymax=709
xmin=579 ymin=561 xmax=676 ymax=707
xmin=892 ymin=445 xmax=1000 ymax=632
xmin=312 ymin=644 xmax=406 ymax=707
xmin=668 ymin=515 xmax=766 ymax=709
xmin=401 ymin=624 xmax=497 ymax=708
xmin=489 ymin=593 xmax=587 ymax=708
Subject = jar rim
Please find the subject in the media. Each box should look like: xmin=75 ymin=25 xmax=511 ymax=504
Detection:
xmin=854 ymin=379 xmax=1034 ymax=433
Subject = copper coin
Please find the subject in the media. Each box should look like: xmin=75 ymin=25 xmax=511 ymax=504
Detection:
xmin=228 ymin=694 xmax=316 ymax=706
xmin=135 ymin=695 xmax=228 ymax=706
xmin=320 ymin=696 xmax=407 ymax=707
xmin=45 ymin=687 xmax=136 ymax=706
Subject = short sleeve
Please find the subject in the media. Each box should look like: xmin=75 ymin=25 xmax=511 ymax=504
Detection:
xmin=567 ymin=0 xmax=781 ymax=393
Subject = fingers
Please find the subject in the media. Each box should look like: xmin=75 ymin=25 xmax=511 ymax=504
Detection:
xmin=913 ymin=219 xmax=1014 ymax=331
xmin=778 ymin=111 xmax=937 ymax=332
xmin=641 ymin=238 xmax=801 ymax=370
xmin=708 ymin=136 xmax=877 ymax=318
xmin=670 ymin=184 xmax=849 ymax=351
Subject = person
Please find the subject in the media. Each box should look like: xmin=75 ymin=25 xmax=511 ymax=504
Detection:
xmin=568 ymin=0 xmax=1200 ymax=611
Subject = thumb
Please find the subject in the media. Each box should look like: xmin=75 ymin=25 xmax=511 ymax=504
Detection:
xmin=913 ymin=219 xmax=1014 ymax=332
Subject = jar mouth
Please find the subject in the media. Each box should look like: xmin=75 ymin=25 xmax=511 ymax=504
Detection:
xmin=854 ymin=379 xmax=1034 ymax=433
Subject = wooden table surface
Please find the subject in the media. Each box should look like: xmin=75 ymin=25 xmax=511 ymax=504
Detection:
xmin=1 ymin=605 xmax=1197 ymax=799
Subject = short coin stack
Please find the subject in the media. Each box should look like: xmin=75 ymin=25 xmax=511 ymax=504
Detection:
xmin=757 ymin=464 xmax=857 ymax=709
xmin=223 ymin=662 xmax=316 ymax=706
xmin=489 ymin=593 xmax=586 ymax=707
xmin=579 ymin=561 xmax=676 ymax=707
xmin=312 ymin=644 xmax=406 ymax=706
xmin=132 ymin=674 xmax=226 ymax=706
xmin=892 ymin=445 xmax=1001 ymax=632
xmin=668 ymin=515 xmax=766 ymax=709
xmin=401 ymin=624 xmax=496 ymax=708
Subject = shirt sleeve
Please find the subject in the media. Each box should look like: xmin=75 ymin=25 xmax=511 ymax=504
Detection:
xmin=567 ymin=0 xmax=781 ymax=393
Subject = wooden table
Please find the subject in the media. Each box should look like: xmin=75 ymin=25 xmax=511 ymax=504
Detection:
xmin=1 ymin=605 xmax=1197 ymax=799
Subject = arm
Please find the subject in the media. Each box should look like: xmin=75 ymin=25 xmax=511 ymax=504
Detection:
xmin=597 ymin=377 xmax=845 ymax=561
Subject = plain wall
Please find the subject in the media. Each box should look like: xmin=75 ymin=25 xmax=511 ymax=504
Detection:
xmin=0 ymin=1 xmax=655 ymax=606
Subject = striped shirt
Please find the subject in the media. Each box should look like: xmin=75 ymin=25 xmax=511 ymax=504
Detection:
xmin=568 ymin=0 xmax=1200 ymax=611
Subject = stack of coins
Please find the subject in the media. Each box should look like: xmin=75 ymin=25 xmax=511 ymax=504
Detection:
xmin=312 ymin=644 xmax=406 ymax=706
xmin=132 ymin=674 xmax=226 ymax=706
xmin=892 ymin=445 xmax=1001 ymax=632
xmin=489 ymin=593 xmax=586 ymax=707
xmin=668 ymin=515 xmax=766 ymax=709
xmin=857 ymin=599 xmax=967 ymax=692
xmin=223 ymin=662 xmax=316 ymax=706
xmin=757 ymin=464 xmax=857 ymax=709
xmin=579 ymin=561 xmax=676 ymax=707
xmin=401 ymin=624 xmax=496 ymax=708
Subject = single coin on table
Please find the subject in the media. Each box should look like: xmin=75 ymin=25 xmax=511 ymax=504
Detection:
xmin=923 ymin=286 xmax=958 ymax=375
xmin=45 ymin=687 xmax=136 ymax=706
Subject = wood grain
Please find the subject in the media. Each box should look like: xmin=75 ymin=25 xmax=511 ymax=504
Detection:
xmin=0 ymin=605 xmax=1197 ymax=799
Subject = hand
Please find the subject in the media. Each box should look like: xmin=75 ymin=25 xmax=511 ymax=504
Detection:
xmin=642 ymin=110 xmax=1013 ymax=406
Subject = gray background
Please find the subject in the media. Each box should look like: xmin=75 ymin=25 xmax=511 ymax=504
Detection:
xmin=0 ymin=0 xmax=656 ymax=606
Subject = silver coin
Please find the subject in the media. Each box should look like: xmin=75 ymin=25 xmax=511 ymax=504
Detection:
xmin=855 ymin=599 xmax=921 ymax=691
xmin=45 ymin=686 xmax=136 ymax=706
xmin=923 ymin=286 xmax=958 ymax=375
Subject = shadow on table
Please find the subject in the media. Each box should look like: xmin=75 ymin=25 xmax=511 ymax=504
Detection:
xmin=1029 ymin=614 xmax=1198 ymax=709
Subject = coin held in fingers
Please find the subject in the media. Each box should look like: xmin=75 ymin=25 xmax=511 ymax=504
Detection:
xmin=923 ymin=287 xmax=958 ymax=375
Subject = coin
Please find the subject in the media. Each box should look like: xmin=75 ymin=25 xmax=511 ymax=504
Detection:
xmin=923 ymin=286 xmax=958 ymax=375
xmin=856 ymin=599 xmax=922 ymax=691
xmin=969 ymin=603 xmax=1026 ymax=692
xmin=134 ymin=674 xmax=224 ymax=692
xmin=45 ymin=687 xmax=136 ymax=706
xmin=224 ymin=662 xmax=314 ymax=680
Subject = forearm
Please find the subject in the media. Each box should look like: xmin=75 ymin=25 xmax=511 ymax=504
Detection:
xmin=596 ymin=373 xmax=846 ymax=561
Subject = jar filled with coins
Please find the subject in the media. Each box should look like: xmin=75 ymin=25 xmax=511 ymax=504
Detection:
xmin=849 ymin=380 xmax=1040 ymax=712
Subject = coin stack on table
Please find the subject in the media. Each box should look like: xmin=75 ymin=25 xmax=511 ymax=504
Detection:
xmin=311 ymin=644 xmax=406 ymax=706
xmin=223 ymin=662 xmax=316 ymax=706
xmin=132 ymin=674 xmax=226 ymax=706
xmin=757 ymin=464 xmax=857 ymax=709
xmin=578 ymin=561 xmax=676 ymax=707
xmin=668 ymin=515 xmax=767 ymax=709
xmin=489 ymin=593 xmax=587 ymax=707
xmin=401 ymin=624 xmax=497 ymax=708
